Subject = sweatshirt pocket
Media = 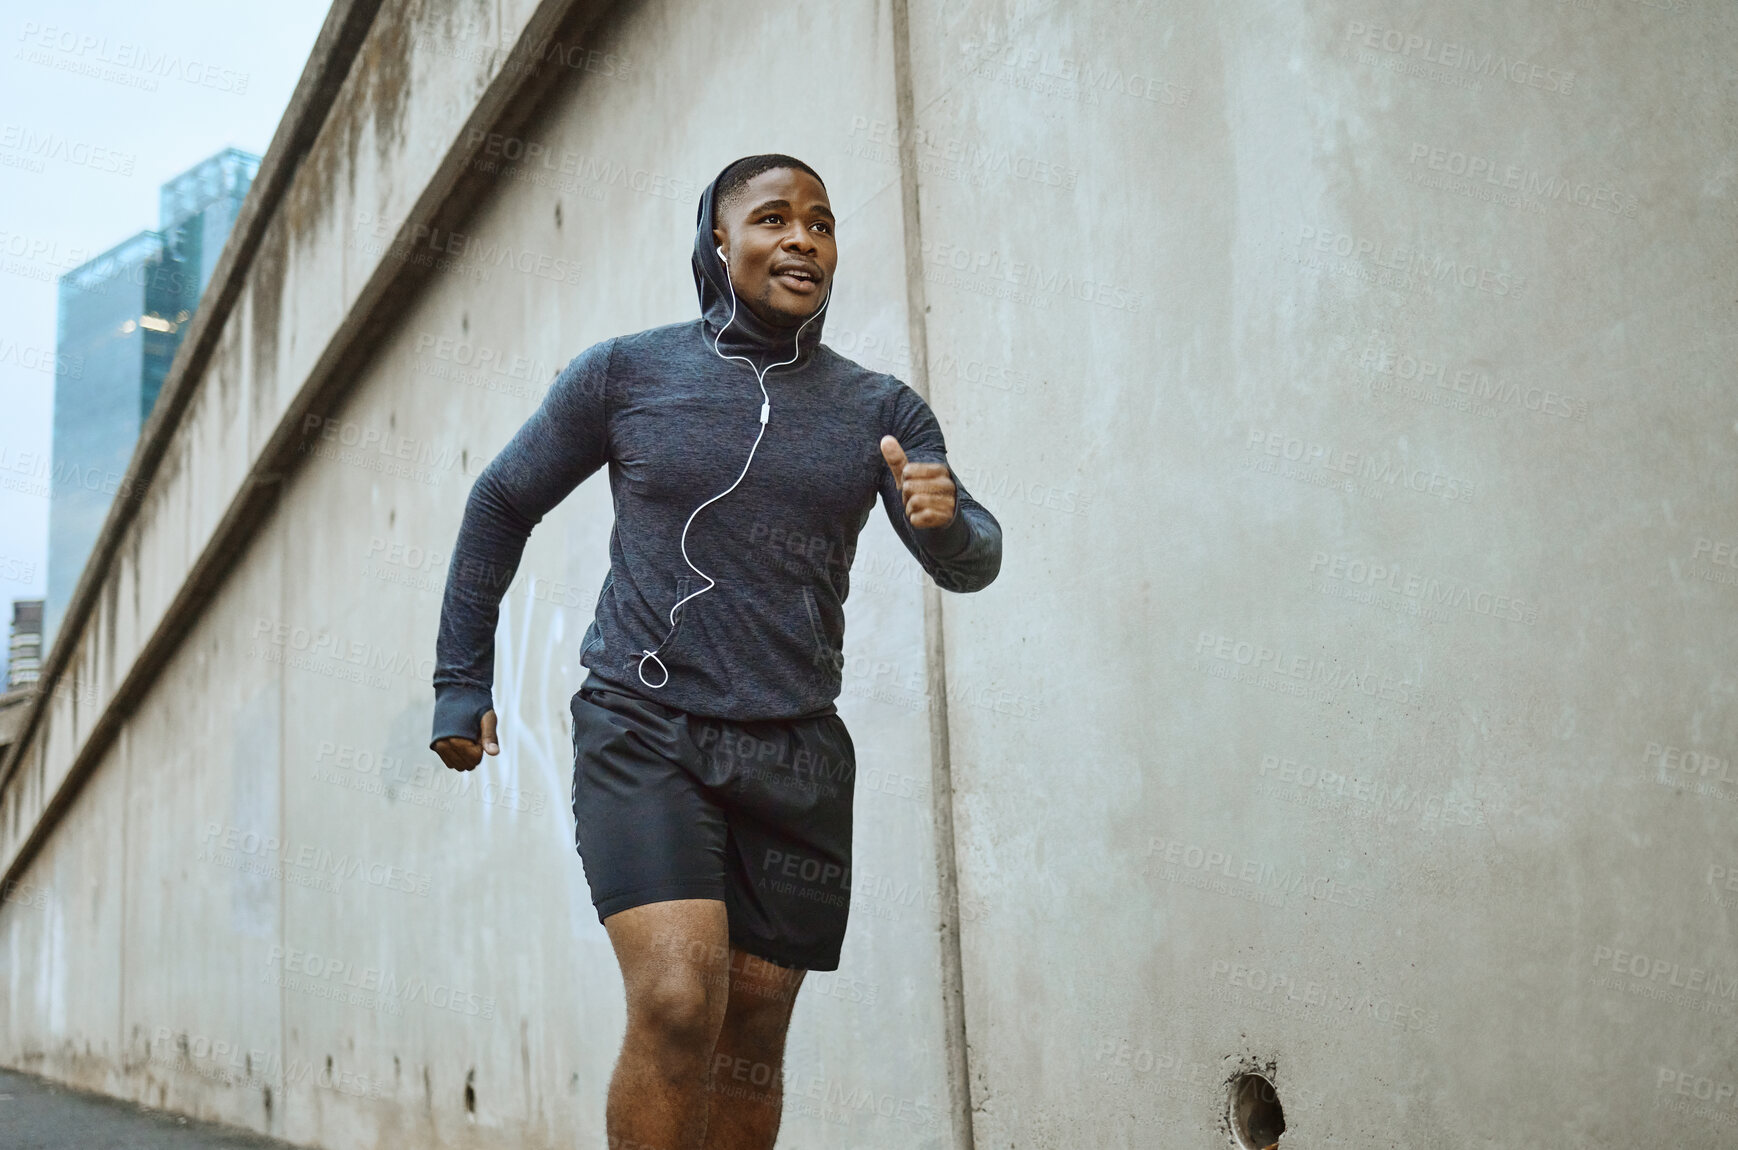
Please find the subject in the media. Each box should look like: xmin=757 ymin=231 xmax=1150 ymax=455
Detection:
xmin=667 ymin=575 xmax=696 ymax=647
xmin=802 ymin=586 xmax=844 ymax=676
xmin=581 ymin=571 xmax=615 ymax=658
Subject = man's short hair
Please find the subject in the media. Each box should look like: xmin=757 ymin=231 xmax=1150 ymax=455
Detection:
xmin=715 ymin=154 xmax=827 ymax=219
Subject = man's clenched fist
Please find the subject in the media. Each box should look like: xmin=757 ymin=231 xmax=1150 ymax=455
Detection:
xmin=880 ymin=435 xmax=957 ymax=529
xmin=434 ymin=709 xmax=499 ymax=772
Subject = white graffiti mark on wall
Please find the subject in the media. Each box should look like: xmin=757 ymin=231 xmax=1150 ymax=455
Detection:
xmin=493 ymin=577 xmax=605 ymax=939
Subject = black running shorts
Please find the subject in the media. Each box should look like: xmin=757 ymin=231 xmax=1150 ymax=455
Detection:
xmin=568 ymin=680 xmax=857 ymax=972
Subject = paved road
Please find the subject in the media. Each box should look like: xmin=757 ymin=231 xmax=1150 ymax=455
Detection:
xmin=0 ymin=1069 xmax=300 ymax=1150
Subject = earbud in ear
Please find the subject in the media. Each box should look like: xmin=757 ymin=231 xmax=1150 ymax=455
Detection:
xmin=716 ymin=245 xmax=728 ymax=265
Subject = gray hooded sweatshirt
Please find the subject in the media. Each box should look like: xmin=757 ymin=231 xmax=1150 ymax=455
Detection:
xmin=429 ymin=163 xmax=1002 ymax=745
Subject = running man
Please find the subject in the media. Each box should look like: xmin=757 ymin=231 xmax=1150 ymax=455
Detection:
xmin=430 ymin=154 xmax=1002 ymax=1150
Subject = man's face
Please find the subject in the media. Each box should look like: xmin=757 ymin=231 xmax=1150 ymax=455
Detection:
xmin=711 ymin=167 xmax=837 ymax=328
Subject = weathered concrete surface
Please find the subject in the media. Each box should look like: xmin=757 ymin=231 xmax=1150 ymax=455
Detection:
xmin=0 ymin=692 xmax=28 ymax=756
xmin=3 ymin=0 xmax=1736 ymax=1148
xmin=899 ymin=3 xmax=1738 ymax=1148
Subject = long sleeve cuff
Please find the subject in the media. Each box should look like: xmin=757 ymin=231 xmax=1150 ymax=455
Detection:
xmin=913 ymin=507 xmax=973 ymax=560
xmin=431 ymin=683 xmax=495 ymax=749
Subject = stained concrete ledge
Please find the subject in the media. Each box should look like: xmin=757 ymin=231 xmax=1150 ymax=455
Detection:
xmin=0 ymin=691 xmax=30 ymax=758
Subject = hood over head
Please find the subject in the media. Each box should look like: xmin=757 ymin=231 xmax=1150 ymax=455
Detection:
xmin=693 ymin=157 xmax=830 ymax=370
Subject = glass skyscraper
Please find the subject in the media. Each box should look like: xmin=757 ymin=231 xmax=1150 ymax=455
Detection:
xmin=45 ymin=148 xmax=259 ymax=646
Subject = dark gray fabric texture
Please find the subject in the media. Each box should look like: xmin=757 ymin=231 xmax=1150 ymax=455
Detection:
xmin=568 ymin=682 xmax=858 ymax=970
xmin=430 ymin=163 xmax=1002 ymax=745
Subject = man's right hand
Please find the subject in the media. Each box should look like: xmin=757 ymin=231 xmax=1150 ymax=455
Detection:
xmin=433 ymin=709 xmax=499 ymax=771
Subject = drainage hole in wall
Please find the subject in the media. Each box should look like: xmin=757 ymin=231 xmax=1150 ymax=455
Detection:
xmin=1227 ymin=1071 xmax=1285 ymax=1149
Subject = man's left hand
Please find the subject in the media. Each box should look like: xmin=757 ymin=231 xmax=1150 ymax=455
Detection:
xmin=880 ymin=435 xmax=957 ymax=529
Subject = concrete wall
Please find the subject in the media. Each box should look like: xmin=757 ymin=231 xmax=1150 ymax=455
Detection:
xmin=2 ymin=1 xmax=1735 ymax=1148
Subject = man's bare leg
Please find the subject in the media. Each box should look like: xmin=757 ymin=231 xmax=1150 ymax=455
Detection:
xmin=703 ymin=946 xmax=807 ymax=1150
xmin=603 ymin=899 xmax=731 ymax=1150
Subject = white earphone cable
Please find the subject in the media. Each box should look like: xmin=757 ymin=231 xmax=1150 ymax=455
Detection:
xmin=636 ymin=248 xmax=831 ymax=689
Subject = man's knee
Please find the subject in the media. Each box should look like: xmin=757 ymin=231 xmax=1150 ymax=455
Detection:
xmin=630 ymin=975 xmax=724 ymax=1052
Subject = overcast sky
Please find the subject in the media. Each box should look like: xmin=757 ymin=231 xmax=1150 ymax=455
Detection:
xmin=0 ymin=1 xmax=331 ymax=667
